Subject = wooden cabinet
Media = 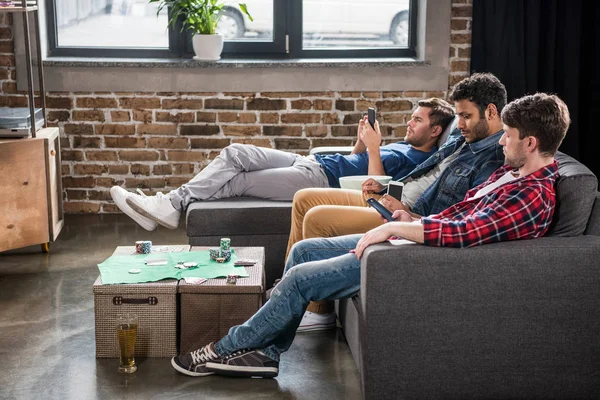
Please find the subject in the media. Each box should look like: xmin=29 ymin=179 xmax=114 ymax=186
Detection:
xmin=0 ymin=127 xmax=64 ymax=252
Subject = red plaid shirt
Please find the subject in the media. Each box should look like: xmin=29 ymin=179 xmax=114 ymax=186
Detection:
xmin=422 ymin=161 xmax=559 ymax=248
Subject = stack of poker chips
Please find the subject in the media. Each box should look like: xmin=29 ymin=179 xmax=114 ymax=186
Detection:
xmin=209 ymin=238 xmax=232 ymax=263
xmin=135 ymin=240 xmax=152 ymax=254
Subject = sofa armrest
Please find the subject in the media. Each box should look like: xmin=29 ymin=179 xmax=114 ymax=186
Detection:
xmin=309 ymin=146 xmax=354 ymax=156
xmin=358 ymin=236 xmax=600 ymax=398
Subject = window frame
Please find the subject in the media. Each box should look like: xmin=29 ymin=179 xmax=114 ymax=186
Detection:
xmin=45 ymin=0 xmax=418 ymax=59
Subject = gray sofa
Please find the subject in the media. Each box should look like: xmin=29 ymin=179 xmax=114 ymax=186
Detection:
xmin=338 ymin=151 xmax=600 ymax=399
xmin=186 ymin=119 xmax=459 ymax=289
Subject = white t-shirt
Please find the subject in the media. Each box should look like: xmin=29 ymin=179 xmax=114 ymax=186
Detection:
xmin=401 ymin=142 xmax=467 ymax=208
xmin=467 ymin=170 xmax=518 ymax=201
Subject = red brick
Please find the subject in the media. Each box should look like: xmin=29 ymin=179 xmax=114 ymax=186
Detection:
xmin=331 ymin=126 xmax=356 ymax=137
xmin=156 ymin=112 xmax=195 ymax=123
xmin=111 ymin=111 xmax=131 ymax=122
xmin=95 ymin=124 xmax=136 ymax=135
xmin=305 ymin=126 xmax=328 ymax=137
xmin=138 ymin=124 xmax=178 ymax=135
xmin=73 ymin=136 xmax=101 ymax=148
xmin=231 ymin=139 xmax=272 ymax=147
xmin=73 ymin=110 xmax=105 ymax=122
xmin=291 ymin=100 xmax=312 ymax=110
xmin=147 ymin=137 xmax=189 ymax=149
xmin=74 ymin=164 xmax=109 ymax=175
xmin=63 ymin=176 xmax=96 ymax=188
xmin=196 ymin=112 xmax=217 ymax=123
xmin=259 ymin=113 xmax=279 ymax=124
xmin=173 ymin=164 xmax=196 ymax=174
xmin=335 ymin=100 xmax=355 ymax=111
xmin=376 ymin=100 xmax=413 ymax=112
xmin=119 ymin=98 xmax=161 ymax=108
xmin=86 ymin=151 xmax=118 ymax=161
xmin=119 ymin=150 xmax=160 ymax=161
xmin=247 ymin=98 xmax=285 ymax=110
xmin=63 ymin=124 xmax=94 ymax=135
xmin=108 ymin=165 xmax=129 ymax=174
xmin=167 ymin=151 xmax=207 ymax=162
xmin=76 ymin=97 xmax=118 ymax=108
xmin=162 ymin=99 xmax=204 ymax=109
xmin=274 ymin=139 xmax=310 ymax=150
xmin=130 ymin=164 xmax=151 ymax=176
xmin=205 ymin=99 xmax=243 ymax=110
xmin=61 ymin=150 xmax=84 ymax=161
xmin=180 ymin=125 xmax=220 ymax=135
xmin=63 ymin=202 xmax=101 ymax=213
xmin=152 ymin=164 xmax=173 ymax=175
xmin=281 ymin=113 xmax=321 ymax=124
xmin=105 ymin=137 xmax=146 ymax=148
xmin=222 ymin=125 xmax=261 ymax=136
xmin=132 ymin=109 xmax=153 ymax=122
xmin=263 ymin=126 xmax=302 ymax=136
xmin=46 ymin=97 xmax=73 ymax=109
xmin=190 ymin=138 xmax=231 ymax=148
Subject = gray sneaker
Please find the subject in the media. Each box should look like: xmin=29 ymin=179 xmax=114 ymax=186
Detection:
xmin=171 ymin=343 xmax=221 ymax=377
xmin=206 ymin=349 xmax=279 ymax=378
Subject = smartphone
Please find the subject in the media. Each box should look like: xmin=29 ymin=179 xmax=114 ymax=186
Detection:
xmin=367 ymin=107 xmax=376 ymax=129
xmin=386 ymin=181 xmax=404 ymax=201
xmin=366 ymin=197 xmax=396 ymax=222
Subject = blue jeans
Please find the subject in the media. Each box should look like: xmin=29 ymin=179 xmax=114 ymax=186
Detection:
xmin=214 ymin=234 xmax=363 ymax=361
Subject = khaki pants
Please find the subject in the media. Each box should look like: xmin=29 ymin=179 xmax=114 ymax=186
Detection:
xmin=285 ymin=188 xmax=386 ymax=314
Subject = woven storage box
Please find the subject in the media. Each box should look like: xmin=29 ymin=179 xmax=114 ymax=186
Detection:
xmin=179 ymin=247 xmax=265 ymax=353
xmin=93 ymin=245 xmax=188 ymax=358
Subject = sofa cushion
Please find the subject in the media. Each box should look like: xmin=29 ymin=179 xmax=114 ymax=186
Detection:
xmin=186 ymin=197 xmax=292 ymax=237
xmin=547 ymin=152 xmax=598 ymax=237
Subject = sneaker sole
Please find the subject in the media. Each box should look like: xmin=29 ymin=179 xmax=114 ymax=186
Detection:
xmin=297 ymin=322 xmax=337 ymax=333
xmin=110 ymin=187 xmax=157 ymax=231
xmin=205 ymin=363 xmax=278 ymax=378
xmin=171 ymin=357 xmax=214 ymax=377
xmin=126 ymin=197 xmax=179 ymax=230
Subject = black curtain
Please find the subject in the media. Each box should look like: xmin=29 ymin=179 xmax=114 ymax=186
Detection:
xmin=471 ymin=0 xmax=600 ymax=177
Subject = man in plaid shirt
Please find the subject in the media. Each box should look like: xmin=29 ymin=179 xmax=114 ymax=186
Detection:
xmin=172 ymin=93 xmax=571 ymax=379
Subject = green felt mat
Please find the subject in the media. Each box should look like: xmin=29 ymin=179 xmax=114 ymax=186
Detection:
xmin=97 ymin=249 xmax=249 ymax=284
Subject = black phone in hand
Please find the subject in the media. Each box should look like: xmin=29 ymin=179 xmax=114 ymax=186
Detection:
xmin=367 ymin=107 xmax=376 ymax=129
xmin=367 ymin=197 xmax=396 ymax=222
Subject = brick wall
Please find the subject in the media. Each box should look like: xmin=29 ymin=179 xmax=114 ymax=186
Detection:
xmin=0 ymin=1 xmax=472 ymax=214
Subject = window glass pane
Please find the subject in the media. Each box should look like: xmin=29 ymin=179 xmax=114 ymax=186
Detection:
xmin=55 ymin=0 xmax=168 ymax=48
xmin=218 ymin=0 xmax=273 ymax=41
xmin=301 ymin=0 xmax=410 ymax=49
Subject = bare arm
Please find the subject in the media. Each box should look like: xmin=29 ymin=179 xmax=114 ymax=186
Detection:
xmin=354 ymin=220 xmax=425 ymax=258
xmin=351 ymin=118 xmax=367 ymax=155
xmin=360 ymin=119 xmax=386 ymax=176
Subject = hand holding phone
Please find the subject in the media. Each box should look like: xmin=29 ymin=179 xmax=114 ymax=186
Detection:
xmin=367 ymin=107 xmax=376 ymax=129
xmin=386 ymin=181 xmax=404 ymax=201
xmin=367 ymin=197 xmax=396 ymax=222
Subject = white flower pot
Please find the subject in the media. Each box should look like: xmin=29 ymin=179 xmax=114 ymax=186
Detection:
xmin=192 ymin=34 xmax=224 ymax=61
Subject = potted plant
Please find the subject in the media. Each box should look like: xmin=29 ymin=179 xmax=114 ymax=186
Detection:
xmin=149 ymin=0 xmax=252 ymax=61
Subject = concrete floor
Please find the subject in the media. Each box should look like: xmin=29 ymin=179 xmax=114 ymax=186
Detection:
xmin=0 ymin=214 xmax=362 ymax=400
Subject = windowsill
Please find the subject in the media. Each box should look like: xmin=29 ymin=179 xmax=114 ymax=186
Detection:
xmin=43 ymin=57 xmax=430 ymax=69
xmin=15 ymin=0 xmax=452 ymax=92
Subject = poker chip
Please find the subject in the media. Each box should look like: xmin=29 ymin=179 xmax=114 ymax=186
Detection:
xmin=128 ymin=268 xmax=141 ymax=274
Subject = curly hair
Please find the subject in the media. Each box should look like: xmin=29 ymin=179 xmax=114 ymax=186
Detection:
xmin=449 ymin=72 xmax=507 ymax=117
xmin=501 ymin=93 xmax=570 ymax=157
xmin=417 ymin=98 xmax=455 ymax=132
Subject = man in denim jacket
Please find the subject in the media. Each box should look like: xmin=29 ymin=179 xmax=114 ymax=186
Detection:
xmin=285 ymin=72 xmax=507 ymax=331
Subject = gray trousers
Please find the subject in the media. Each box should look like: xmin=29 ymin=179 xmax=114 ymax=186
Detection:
xmin=169 ymin=144 xmax=330 ymax=211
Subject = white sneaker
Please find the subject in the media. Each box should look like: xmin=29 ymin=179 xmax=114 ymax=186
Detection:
xmin=110 ymin=187 xmax=158 ymax=231
xmin=126 ymin=191 xmax=181 ymax=229
xmin=297 ymin=311 xmax=337 ymax=332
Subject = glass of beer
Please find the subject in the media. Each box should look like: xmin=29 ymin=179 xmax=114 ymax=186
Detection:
xmin=116 ymin=314 xmax=138 ymax=373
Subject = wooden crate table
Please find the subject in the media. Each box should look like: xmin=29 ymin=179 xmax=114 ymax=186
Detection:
xmin=178 ymin=246 xmax=266 ymax=353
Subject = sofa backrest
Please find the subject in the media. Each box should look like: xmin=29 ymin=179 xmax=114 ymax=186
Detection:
xmin=547 ymin=151 xmax=598 ymax=237
xmin=437 ymin=115 xmax=458 ymax=148
xmin=584 ymin=192 xmax=600 ymax=236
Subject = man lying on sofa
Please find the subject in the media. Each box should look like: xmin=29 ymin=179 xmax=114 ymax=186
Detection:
xmin=287 ymin=72 xmax=507 ymax=331
xmin=170 ymin=92 xmax=570 ymax=378
xmin=110 ymin=98 xmax=454 ymax=231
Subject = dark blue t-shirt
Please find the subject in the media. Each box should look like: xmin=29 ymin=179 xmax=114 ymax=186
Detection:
xmin=314 ymin=142 xmax=437 ymax=188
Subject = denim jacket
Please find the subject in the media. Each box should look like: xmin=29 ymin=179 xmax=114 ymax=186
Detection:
xmin=402 ymin=129 xmax=505 ymax=216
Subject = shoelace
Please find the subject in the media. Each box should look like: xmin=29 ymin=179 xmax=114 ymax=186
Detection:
xmin=223 ymin=349 xmax=250 ymax=360
xmin=190 ymin=344 xmax=218 ymax=365
xmin=135 ymin=189 xmax=165 ymax=199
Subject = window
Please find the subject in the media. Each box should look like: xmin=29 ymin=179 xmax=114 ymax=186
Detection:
xmin=46 ymin=0 xmax=417 ymax=58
